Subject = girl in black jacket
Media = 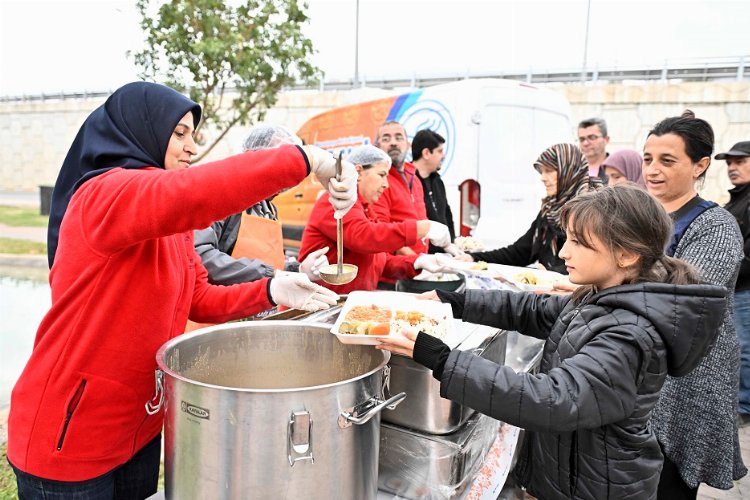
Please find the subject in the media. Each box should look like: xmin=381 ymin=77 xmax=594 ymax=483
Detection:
xmin=378 ymin=184 xmax=727 ymax=500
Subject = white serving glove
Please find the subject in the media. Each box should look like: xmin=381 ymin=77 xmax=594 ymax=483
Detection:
xmin=424 ymin=221 xmax=451 ymax=248
xmin=413 ymin=253 xmax=452 ymax=273
xmin=299 ymin=246 xmax=329 ymax=281
xmin=303 ymin=145 xmax=358 ymax=219
xmin=442 ymin=243 xmax=464 ymax=257
xmin=269 ymin=272 xmax=339 ymax=311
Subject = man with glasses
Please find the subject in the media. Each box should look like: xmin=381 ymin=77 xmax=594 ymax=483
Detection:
xmin=578 ymin=117 xmax=610 ymax=181
xmin=368 ymin=121 xmax=429 ymax=289
xmin=370 ymin=121 xmax=429 ymax=256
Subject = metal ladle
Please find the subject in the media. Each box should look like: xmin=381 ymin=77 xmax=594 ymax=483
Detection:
xmin=318 ymin=152 xmax=358 ymax=285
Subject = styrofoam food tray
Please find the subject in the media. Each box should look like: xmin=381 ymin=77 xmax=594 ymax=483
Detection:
xmin=331 ymin=291 xmax=453 ymax=345
xmin=488 ymin=264 xmax=565 ymax=292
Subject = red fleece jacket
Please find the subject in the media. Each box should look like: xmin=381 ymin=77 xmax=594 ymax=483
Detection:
xmin=368 ymin=162 xmax=428 ymax=254
xmin=8 ymin=146 xmax=308 ymax=481
xmin=299 ymin=193 xmax=419 ymax=294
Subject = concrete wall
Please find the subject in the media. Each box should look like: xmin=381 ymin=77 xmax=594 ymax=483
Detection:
xmin=1 ymin=81 xmax=748 ymax=204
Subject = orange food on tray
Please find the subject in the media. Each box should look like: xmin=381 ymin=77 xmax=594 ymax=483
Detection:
xmin=338 ymin=304 xmax=393 ymax=335
xmin=395 ymin=310 xmax=425 ymax=324
xmin=346 ymin=304 xmax=392 ymax=322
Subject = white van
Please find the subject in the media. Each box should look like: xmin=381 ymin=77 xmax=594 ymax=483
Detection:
xmin=276 ymin=78 xmax=574 ymax=251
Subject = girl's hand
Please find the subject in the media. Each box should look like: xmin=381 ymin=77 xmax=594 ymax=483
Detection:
xmin=376 ymin=328 xmax=418 ymax=358
xmin=552 ymin=279 xmax=579 ymax=292
xmin=416 ymin=290 xmax=439 ymax=301
xmin=540 ymin=279 xmax=579 ymax=296
xmin=454 ymin=254 xmax=473 ymax=262
xmin=417 ymin=290 xmax=440 ymax=302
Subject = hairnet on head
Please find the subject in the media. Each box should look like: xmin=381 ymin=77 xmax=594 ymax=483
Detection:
xmin=346 ymin=144 xmax=392 ymax=167
xmin=242 ymin=124 xmax=302 ymax=152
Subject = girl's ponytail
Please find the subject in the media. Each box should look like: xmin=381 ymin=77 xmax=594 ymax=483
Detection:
xmin=652 ymin=255 xmax=702 ymax=285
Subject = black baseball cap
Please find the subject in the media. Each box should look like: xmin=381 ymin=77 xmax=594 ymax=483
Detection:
xmin=715 ymin=141 xmax=750 ymax=160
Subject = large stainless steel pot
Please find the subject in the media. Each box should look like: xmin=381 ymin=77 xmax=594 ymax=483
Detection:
xmin=153 ymin=321 xmax=404 ymax=500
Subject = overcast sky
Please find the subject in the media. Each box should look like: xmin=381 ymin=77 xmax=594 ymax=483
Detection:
xmin=1 ymin=0 xmax=748 ymax=96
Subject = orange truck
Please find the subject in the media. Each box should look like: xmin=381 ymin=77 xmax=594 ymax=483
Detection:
xmin=276 ymin=78 xmax=574 ymax=253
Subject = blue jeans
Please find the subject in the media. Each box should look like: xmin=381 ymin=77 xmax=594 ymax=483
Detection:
xmin=735 ymin=289 xmax=750 ymax=414
xmin=11 ymin=434 xmax=161 ymax=500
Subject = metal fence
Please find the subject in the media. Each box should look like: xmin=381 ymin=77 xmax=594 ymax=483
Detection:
xmin=2 ymin=55 xmax=747 ymax=103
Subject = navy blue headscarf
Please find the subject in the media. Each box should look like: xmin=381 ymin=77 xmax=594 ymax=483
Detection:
xmin=47 ymin=82 xmax=201 ymax=267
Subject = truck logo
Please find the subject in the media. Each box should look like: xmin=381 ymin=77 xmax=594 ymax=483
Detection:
xmin=390 ymin=96 xmax=456 ymax=175
xmin=181 ymin=401 xmax=210 ymax=420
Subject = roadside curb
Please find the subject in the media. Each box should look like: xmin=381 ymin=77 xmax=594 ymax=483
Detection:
xmin=0 ymin=254 xmax=47 ymax=268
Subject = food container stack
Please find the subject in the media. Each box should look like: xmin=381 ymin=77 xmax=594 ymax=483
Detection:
xmin=330 ymin=292 xmax=510 ymax=498
xmin=376 ymin=318 xmax=508 ymax=499
xmin=378 ymin=412 xmax=500 ymax=499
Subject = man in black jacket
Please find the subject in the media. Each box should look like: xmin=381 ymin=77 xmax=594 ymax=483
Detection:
xmin=718 ymin=140 xmax=750 ymax=424
xmin=412 ymin=129 xmax=456 ymax=253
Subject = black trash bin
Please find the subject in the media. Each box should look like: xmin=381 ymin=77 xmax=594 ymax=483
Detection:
xmin=39 ymin=185 xmax=53 ymax=216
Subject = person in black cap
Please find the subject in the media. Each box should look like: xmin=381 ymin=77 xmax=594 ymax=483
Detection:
xmin=718 ymin=140 xmax=750 ymax=426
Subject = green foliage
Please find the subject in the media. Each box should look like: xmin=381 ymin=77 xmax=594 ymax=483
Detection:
xmin=0 ymin=238 xmax=47 ymax=255
xmin=0 ymin=206 xmax=48 ymax=227
xmin=132 ymin=0 xmax=321 ymax=161
xmin=0 ymin=443 xmax=17 ymax=499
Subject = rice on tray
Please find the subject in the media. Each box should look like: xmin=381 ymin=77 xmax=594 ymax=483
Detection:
xmin=393 ymin=310 xmax=448 ymax=340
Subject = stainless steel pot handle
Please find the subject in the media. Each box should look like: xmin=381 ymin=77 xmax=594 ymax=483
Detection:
xmin=145 ymin=369 xmax=165 ymax=415
xmin=338 ymin=392 xmax=406 ymax=428
xmin=288 ymin=410 xmax=314 ymax=466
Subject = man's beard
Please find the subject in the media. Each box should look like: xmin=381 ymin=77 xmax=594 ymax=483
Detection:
xmin=388 ymin=148 xmax=406 ymax=169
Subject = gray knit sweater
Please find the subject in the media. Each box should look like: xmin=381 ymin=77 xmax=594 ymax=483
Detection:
xmin=651 ymin=206 xmax=748 ymax=489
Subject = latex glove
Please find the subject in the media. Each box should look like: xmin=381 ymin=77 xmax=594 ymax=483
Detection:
xmin=424 ymin=221 xmax=451 ymax=248
xmin=442 ymin=243 xmax=464 ymax=257
xmin=269 ymin=272 xmax=339 ymax=311
xmin=413 ymin=253 xmax=452 ymax=273
xmin=299 ymin=246 xmax=329 ymax=281
xmin=303 ymin=145 xmax=358 ymax=219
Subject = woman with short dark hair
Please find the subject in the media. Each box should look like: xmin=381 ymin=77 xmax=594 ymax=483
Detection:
xmin=644 ymin=110 xmax=747 ymax=498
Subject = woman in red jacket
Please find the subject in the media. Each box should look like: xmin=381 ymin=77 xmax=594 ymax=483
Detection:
xmin=299 ymin=145 xmax=451 ymax=294
xmin=7 ymin=82 xmax=357 ymax=499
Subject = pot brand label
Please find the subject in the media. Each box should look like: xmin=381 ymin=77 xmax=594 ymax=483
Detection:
xmin=181 ymin=401 xmax=210 ymax=420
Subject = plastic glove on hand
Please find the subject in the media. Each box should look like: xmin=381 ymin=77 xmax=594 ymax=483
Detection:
xmin=303 ymin=145 xmax=358 ymax=219
xmin=413 ymin=253 xmax=452 ymax=273
xmin=424 ymin=221 xmax=451 ymax=248
xmin=442 ymin=243 xmax=464 ymax=257
xmin=299 ymin=246 xmax=329 ymax=281
xmin=269 ymin=272 xmax=339 ymax=311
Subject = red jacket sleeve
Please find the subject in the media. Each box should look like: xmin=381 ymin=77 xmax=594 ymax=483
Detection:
xmin=188 ymin=256 xmax=274 ymax=323
xmin=382 ymin=254 xmax=419 ymax=281
xmin=75 ymin=145 xmax=309 ymax=257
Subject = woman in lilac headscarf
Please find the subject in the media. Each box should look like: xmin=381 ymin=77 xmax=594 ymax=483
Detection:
xmin=603 ymin=149 xmax=646 ymax=188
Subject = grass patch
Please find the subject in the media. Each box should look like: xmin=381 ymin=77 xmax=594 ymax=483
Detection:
xmin=0 ymin=443 xmax=17 ymax=499
xmin=0 ymin=206 xmax=48 ymax=227
xmin=0 ymin=238 xmax=46 ymax=255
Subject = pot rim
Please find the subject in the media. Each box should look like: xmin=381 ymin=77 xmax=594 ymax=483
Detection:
xmin=155 ymin=320 xmax=391 ymax=393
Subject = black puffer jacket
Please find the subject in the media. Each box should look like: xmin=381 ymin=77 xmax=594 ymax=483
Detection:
xmin=440 ymin=283 xmax=727 ymax=500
